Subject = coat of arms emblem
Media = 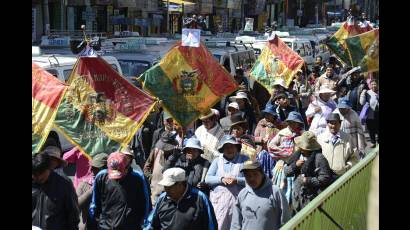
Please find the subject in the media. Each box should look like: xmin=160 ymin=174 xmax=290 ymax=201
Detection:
xmin=173 ymin=69 xmax=203 ymax=96
xmin=82 ymin=92 xmax=116 ymax=125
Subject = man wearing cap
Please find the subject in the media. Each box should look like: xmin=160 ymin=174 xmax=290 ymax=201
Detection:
xmin=195 ymin=108 xmax=225 ymax=161
xmin=291 ymin=69 xmax=314 ymax=114
xmin=32 ymin=153 xmax=80 ymax=230
xmin=337 ymin=68 xmax=368 ymax=113
xmin=144 ymin=168 xmax=218 ymax=230
xmin=220 ymin=102 xmax=242 ymax=134
xmin=76 ymin=153 xmax=108 ymax=230
xmin=205 ymin=135 xmax=249 ymax=230
xmin=164 ymin=137 xmax=211 ymax=195
xmin=306 ymin=85 xmax=337 ymax=136
xmin=230 ymin=161 xmax=290 ymax=230
xmin=315 ymin=66 xmax=340 ymax=92
xmin=284 ymin=131 xmax=333 ymax=214
xmin=144 ymin=130 xmax=180 ymax=204
xmin=317 ymin=113 xmax=358 ymax=177
xmin=334 ymin=99 xmax=367 ymax=156
xmin=90 ymin=152 xmax=151 ymax=230
xmin=150 ymin=111 xmax=175 ymax=151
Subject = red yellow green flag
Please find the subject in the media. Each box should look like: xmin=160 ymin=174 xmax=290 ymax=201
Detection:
xmin=32 ymin=63 xmax=67 ymax=154
xmin=138 ymin=42 xmax=238 ymax=127
xmin=345 ymin=28 xmax=379 ymax=73
xmin=54 ymin=57 xmax=156 ymax=159
xmin=326 ymin=17 xmax=373 ymax=65
xmin=249 ymin=35 xmax=304 ymax=91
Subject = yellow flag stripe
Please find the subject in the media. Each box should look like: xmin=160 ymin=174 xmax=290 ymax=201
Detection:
xmin=159 ymin=49 xmax=220 ymax=113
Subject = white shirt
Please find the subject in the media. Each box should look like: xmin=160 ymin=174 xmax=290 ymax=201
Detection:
xmin=195 ymin=124 xmax=225 ymax=161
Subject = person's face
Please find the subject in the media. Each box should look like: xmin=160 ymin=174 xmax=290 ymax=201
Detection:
xmin=228 ymin=107 xmax=239 ymax=115
xmin=164 ymin=182 xmax=185 ymax=201
xmin=278 ymin=97 xmax=289 ymax=107
xmin=49 ymin=158 xmax=60 ymax=170
xmin=319 ymin=93 xmax=332 ymax=102
xmin=32 ymin=169 xmax=51 ymax=184
xmin=231 ymin=124 xmax=245 ymax=138
xmin=91 ymin=166 xmax=102 ymax=176
xmin=222 ymin=143 xmax=238 ymax=159
xmin=202 ymin=116 xmax=216 ymax=130
xmin=185 ymin=148 xmax=201 ymax=160
xmin=339 ymin=108 xmax=349 ymax=116
xmin=326 ymin=68 xmax=334 ymax=77
xmin=315 ymin=57 xmax=322 ymax=65
xmin=244 ymin=169 xmax=264 ymax=189
xmin=164 ymin=118 xmax=174 ymax=130
xmin=327 ymin=120 xmax=341 ymax=134
xmin=300 ymin=148 xmax=311 ymax=157
xmin=370 ymin=81 xmax=378 ymax=92
xmin=288 ymin=121 xmax=301 ymax=132
xmin=295 ymin=73 xmax=303 ymax=81
xmin=236 ymin=99 xmax=246 ymax=110
xmin=265 ymin=113 xmax=277 ymax=123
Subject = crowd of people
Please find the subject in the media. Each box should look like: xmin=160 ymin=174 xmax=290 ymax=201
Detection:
xmin=32 ymin=55 xmax=379 ymax=230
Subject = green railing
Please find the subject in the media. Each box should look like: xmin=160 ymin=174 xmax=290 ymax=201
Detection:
xmin=281 ymin=147 xmax=379 ymax=230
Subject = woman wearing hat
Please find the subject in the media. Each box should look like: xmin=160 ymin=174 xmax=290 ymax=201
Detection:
xmin=267 ymin=111 xmax=305 ymax=202
xmin=205 ymin=135 xmax=249 ymax=230
xmin=164 ymin=137 xmax=211 ymax=195
xmin=305 ymin=85 xmax=337 ymax=136
xmin=228 ymin=114 xmax=258 ymax=160
xmin=143 ymin=130 xmax=180 ymax=205
xmin=284 ymin=131 xmax=333 ymax=214
xmin=229 ymin=91 xmax=258 ymax=134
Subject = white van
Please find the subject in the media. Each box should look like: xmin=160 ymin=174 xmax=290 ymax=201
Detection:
xmin=281 ymin=37 xmax=315 ymax=66
xmin=32 ymin=47 xmax=124 ymax=152
xmin=206 ymin=41 xmax=256 ymax=76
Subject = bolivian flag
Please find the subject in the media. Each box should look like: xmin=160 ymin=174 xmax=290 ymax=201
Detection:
xmin=326 ymin=17 xmax=373 ymax=65
xmin=249 ymin=35 xmax=304 ymax=91
xmin=345 ymin=28 xmax=379 ymax=73
xmin=32 ymin=63 xmax=67 ymax=154
xmin=54 ymin=57 xmax=156 ymax=159
xmin=138 ymin=42 xmax=238 ymax=127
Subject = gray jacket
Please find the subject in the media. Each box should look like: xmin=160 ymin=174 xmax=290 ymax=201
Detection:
xmin=230 ymin=177 xmax=291 ymax=230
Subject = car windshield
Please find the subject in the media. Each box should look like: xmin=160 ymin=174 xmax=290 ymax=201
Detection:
xmin=213 ymin=54 xmax=222 ymax=62
xmin=118 ymin=60 xmax=150 ymax=77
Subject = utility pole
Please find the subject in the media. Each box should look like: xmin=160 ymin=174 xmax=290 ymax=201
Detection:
xmin=166 ymin=0 xmax=170 ymax=36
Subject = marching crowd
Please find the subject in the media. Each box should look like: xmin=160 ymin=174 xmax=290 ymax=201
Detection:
xmin=32 ymin=55 xmax=379 ymax=230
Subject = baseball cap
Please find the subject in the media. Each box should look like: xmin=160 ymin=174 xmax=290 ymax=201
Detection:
xmin=158 ymin=167 xmax=186 ymax=187
xmin=107 ymin=152 xmax=128 ymax=180
xmin=228 ymin=102 xmax=240 ymax=110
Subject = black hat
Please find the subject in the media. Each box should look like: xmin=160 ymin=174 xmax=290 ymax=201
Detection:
xmin=230 ymin=113 xmax=247 ymax=128
xmin=326 ymin=113 xmax=341 ymax=122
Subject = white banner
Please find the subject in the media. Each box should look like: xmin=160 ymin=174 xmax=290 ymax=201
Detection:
xmin=182 ymin=29 xmax=200 ymax=47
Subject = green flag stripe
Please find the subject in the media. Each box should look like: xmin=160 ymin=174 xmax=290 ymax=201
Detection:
xmin=54 ymin=98 xmax=121 ymax=156
xmin=346 ymin=36 xmax=367 ymax=67
xmin=326 ymin=37 xmax=350 ymax=65
xmin=139 ymin=64 xmax=200 ymax=127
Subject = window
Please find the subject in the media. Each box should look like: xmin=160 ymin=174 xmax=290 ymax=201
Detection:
xmin=118 ymin=60 xmax=150 ymax=77
xmin=46 ymin=69 xmax=59 ymax=78
xmin=63 ymin=69 xmax=72 ymax=81
xmin=213 ymin=54 xmax=222 ymax=63
xmin=296 ymin=43 xmax=305 ymax=56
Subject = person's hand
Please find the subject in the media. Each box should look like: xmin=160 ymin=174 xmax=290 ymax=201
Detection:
xmin=197 ymin=182 xmax=208 ymax=190
xmin=296 ymin=159 xmax=305 ymax=167
xmin=221 ymin=177 xmax=230 ymax=185
xmin=314 ymin=106 xmax=321 ymax=113
xmin=227 ymin=178 xmax=237 ymax=185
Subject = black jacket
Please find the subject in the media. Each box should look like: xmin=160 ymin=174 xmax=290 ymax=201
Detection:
xmin=145 ymin=185 xmax=217 ymax=230
xmin=284 ymin=151 xmax=333 ymax=212
xmin=32 ymin=171 xmax=80 ymax=230
xmin=164 ymin=153 xmax=211 ymax=194
xmin=90 ymin=168 xmax=152 ymax=230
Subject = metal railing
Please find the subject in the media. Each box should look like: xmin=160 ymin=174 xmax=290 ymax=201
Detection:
xmin=281 ymin=147 xmax=379 ymax=230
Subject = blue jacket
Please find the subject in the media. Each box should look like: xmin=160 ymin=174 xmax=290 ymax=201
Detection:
xmin=144 ymin=185 xmax=217 ymax=230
